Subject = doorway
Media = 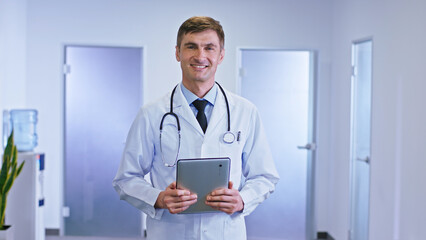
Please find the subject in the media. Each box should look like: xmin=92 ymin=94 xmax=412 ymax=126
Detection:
xmin=239 ymin=49 xmax=317 ymax=240
xmin=64 ymin=45 xmax=143 ymax=237
xmin=349 ymin=39 xmax=373 ymax=240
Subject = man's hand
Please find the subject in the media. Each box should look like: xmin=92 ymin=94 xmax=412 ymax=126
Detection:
xmin=155 ymin=181 xmax=197 ymax=214
xmin=205 ymin=181 xmax=244 ymax=215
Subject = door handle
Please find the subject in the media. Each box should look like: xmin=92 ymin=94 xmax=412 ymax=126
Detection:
xmin=356 ymin=156 xmax=370 ymax=164
xmin=297 ymin=143 xmax=316 ymax=151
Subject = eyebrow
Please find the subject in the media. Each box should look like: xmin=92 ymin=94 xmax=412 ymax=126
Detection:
xmin=183 ymin=42 xmax=218 ymax=48
xmin=205 ymin=43 xmax=217 ymax=48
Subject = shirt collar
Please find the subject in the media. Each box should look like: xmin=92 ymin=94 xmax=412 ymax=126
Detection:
xmin=181 ymin=83 xmax=217 ymax=106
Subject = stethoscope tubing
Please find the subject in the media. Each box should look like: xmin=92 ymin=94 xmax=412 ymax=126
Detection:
xmin=216 ymin=82 xmax=231 ymax=132
xmin=159 ymin=82 xmax=233 ymax=167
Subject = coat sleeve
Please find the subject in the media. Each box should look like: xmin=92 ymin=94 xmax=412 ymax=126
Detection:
xmin=238 ymin=107 xmax=280 ymax=216
xmin=112 ymin=108 xmax=164 ymax=219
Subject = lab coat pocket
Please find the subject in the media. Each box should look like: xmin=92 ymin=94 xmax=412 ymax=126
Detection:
xmin=224 ymin=214 xmax=246 ymax=240
xmin=219 ymin=131 xmax=243 ymax=158
xmin=146 ymin=214 xmax=185 ymax=240
xmin=219 ymin=133 xmax=243 ymax=183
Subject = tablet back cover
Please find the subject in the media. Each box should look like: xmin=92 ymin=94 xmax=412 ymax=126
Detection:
xmin=176 ymin=157 xmax=230 ymax=214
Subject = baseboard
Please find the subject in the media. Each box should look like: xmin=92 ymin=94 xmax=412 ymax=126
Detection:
xmin=317 ymin=231 xmax=335 ymax=240
xmin=45 ymin=228 xmax=60 ymax=236
xmin=46 ymin=229 xmax=334 ymax=239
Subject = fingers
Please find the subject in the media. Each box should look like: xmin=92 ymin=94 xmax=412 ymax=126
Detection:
xmin=168 ymin=182 xmax=192 ymax=197
xmin=210 ymin=187 xmax=235 ymax=197
xmin=167 ymin=181 xmax=177 ymax=190
xmin=162 ymin=187 xmax=198 ymax=214
xmin=205 ymin=195 xmax=242 ymax=214
xmin=205 ymin=187 xmax=244 ymax=215
xmin=206 ymin=189 xmax=238 ymax=202
xmin=164 ymin=191 xmax=197 ymax=202
xmin=164 ymin=194 xmax=197 ymax=214
xmin=160 ymin=181 xmax=242 ymax=214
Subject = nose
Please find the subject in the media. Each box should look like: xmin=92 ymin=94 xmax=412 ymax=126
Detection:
xmin=194 ymin=49 xmax=206 ymax=58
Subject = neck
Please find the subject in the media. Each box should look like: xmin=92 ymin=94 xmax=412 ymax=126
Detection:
xmin=182 ymin=80 xmax=215 ymax=98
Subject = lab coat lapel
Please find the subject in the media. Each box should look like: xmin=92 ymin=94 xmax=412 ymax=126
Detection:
xmin=172 ymin=84 xmax=205 ymax=135
xmin=205 ymin=86 xmax=227 ymax=135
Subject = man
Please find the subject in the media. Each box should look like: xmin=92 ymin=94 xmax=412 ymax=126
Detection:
xmin=113 ymin=16 xmax=279 ymax=240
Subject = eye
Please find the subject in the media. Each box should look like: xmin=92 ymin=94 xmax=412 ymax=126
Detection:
xmin=184 ymin=44 xmax=197 ymax=50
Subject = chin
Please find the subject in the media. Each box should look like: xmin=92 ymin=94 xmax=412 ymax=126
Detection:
xmin=190 ymin=78 xmax=210 ymax=83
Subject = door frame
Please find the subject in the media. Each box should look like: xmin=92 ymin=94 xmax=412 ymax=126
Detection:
xmin=237 ymin=48 xmax=318 ymax=240
xmin=61 ymin=43 xmax=145 ymax=236
xmin=348 ymin=38 xmax=373 ymax=240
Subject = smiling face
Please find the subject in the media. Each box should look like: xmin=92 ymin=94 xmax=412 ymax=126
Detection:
xmin=176 ymin=29 xmax=225 ymax=87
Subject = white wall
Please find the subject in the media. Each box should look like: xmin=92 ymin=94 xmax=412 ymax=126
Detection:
xmin=9 ymin=0 xmax=422 ymax=238
xmin=24 ymin=0 xmax=333 ymax=230
xmin=330 ymin=0 xmax=426 ymax=239
xmin=7 ymin=0 xmax=426 ymax=239
xmin=0 ymin=0 xmax=27 ymax=132
xmin=6 ymin=0 xmax=426 ymax=239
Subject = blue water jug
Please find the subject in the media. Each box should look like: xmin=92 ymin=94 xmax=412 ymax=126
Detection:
xmin=8 ymin=109 xmax=38 ymax=152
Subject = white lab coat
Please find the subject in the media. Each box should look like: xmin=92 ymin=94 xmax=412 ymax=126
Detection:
xmin=113 ymin=83 xmax=279 ymax=240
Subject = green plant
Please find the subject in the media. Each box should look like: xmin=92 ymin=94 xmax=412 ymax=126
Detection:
xmin=0 ymin=131 xmax=24 ymax=230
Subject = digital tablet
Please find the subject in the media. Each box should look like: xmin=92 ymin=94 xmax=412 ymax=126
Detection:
xmin=176 ymin=157 xmax=230 ymax=214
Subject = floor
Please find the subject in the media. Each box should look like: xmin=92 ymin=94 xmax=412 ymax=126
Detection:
xmin=46 ymin=235 xmax=329 ymax=240
xmin=46 ymin=237 xmax=144 ymax=240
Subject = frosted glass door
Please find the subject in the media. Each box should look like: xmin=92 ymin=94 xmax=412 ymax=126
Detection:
xmin=349 ymin=40 xmax=373 ymax=240
xmin=65 ymin=46 xmax=142 ymax=237
xmin=240 ymin=50 xmax=316 ymax=240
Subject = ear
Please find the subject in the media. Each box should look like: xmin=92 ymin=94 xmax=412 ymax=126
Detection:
xmin=218 ymin=48 xmax=225 ymax=64
xmin=175 ymin=46 xmax=181 ymax=62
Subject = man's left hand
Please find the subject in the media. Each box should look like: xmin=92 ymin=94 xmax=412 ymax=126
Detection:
xmin=205 ymin=181 xmax=244 ymax=215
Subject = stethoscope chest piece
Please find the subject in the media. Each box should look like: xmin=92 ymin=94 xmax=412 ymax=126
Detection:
xmin=223 ymin=131 xmax=235 ymax=144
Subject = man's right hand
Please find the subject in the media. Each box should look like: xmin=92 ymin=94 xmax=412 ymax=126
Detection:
xmin=154 ymin=181 xmax=197 ymax=214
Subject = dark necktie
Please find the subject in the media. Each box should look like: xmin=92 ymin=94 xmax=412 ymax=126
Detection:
xmin=192 ymin=99 xmax=208 ymax=133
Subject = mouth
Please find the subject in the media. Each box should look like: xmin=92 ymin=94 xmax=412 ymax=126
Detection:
xmin=190 ymin=64 xmax=208 ymax=69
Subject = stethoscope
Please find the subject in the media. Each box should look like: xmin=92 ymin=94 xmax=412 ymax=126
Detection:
xmin=159 ymin=82 xmax=235 ymax=167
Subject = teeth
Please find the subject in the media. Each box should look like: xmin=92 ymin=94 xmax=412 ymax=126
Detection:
xmin=192 ymin=65 xmax=207 ymax=68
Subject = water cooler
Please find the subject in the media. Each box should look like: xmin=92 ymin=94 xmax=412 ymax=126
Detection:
xmin=3 ymin=109 xmax=45 ymax=240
